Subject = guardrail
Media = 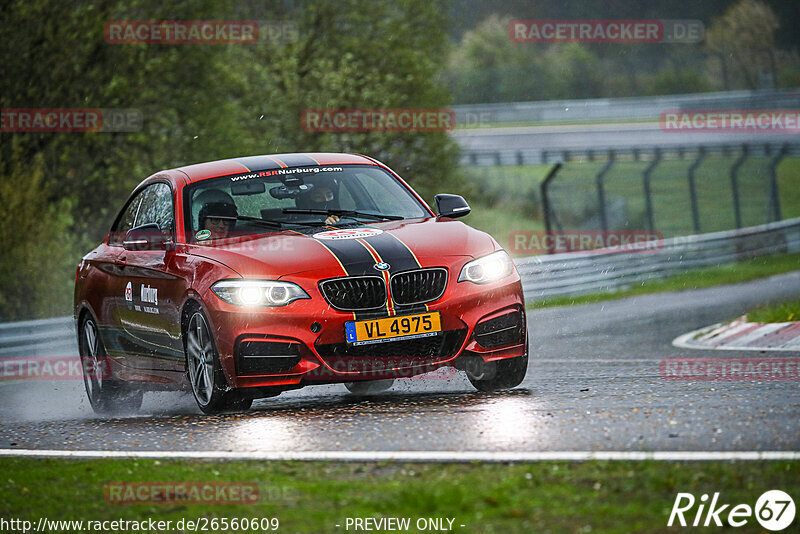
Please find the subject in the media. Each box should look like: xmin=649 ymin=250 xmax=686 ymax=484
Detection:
xmin=461 ymin=140 xmax=800 ymax=167
xmin=0 ymin=316 xmax=75 ymax=356
xmin=452 ymin=88 xmax=800 ymax=127
xmin=516 ymin=217 xmax=800 ymax=300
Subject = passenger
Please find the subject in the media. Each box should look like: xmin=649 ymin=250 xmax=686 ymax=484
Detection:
xmin=195 ymin=190 xmax=238 ymax=238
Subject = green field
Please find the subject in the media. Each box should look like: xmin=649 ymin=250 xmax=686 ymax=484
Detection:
xmin=462 ymin=156 xmax=800 ymax=253
xmin=747 ymin=297 xmax=800 ymax=323
xmin=1 ymin=458 xmax=798 ymax=533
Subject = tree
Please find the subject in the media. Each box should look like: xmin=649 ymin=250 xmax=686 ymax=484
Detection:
xmin=705 ymin=0 xmax=780 ymax=89
xmin=0 ymin=0 xmax=463 ymax=319
xmin=0 ymin=151 xmax=77 ymax=320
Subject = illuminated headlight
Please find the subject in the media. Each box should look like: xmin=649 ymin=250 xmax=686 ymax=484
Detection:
xmin=458 ymin=251 xmax=514 ymax=284
xmin=211 ymin=280 xmax=310 ymax=307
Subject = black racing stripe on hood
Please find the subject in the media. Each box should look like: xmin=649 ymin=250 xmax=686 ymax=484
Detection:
xmin=315 ymin=236 xmax=377 ymax=276
xmin=359 ymin=232 xmax=421 ymax=274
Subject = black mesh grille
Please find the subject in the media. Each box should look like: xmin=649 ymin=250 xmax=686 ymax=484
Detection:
xmin=390 ymin=268 xmax=447 ymax=305
xmin=316 ymin=329 xmax=466 ymax=360
xmin=319 ymin=276 xmax=387 ymax=311
xmin=474 ymin=311 xmax=525 ymax=349
xmin=237 ymin=340 xmax=301 ymax=375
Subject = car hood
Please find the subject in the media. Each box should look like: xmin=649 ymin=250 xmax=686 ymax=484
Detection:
xmin=186 ymin=217 xmax=498 ymax=278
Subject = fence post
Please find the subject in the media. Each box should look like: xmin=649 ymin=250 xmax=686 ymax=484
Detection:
xmin=642 ymin=147 xmax=661 ymax=232
xmin=687 ymin=146 xmax=706 ymax=233
xmin=540 ymin=162 xmax=563 ymax=254
xmin=595 ymin=150 xmax=615 ymax=233
xmin=729 ymin=144 xmax=748 ymax=229
xmin=767 ymin=144 xmax=787 ymax=222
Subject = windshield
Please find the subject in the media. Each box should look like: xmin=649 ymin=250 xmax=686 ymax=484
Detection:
xmin=183 ymin=164 xmax=430 ymax=241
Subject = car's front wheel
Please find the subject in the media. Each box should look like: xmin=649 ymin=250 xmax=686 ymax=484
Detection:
xmin=78 ymin=316 xmax=143 ymax=415
xmin=185 ymin=309 xmax=252 ymax=414
xmin=466 ymin=353 xmax=528 ymax=392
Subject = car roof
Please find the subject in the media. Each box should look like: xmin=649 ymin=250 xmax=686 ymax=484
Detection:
xmin=171 ymin=152 xmax=380 ymax=184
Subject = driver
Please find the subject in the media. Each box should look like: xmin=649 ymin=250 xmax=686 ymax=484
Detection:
xmin=195 ymin=189 xmax=238 ymax=239
xmin=295 ymin=177 xmax=341 ymax=225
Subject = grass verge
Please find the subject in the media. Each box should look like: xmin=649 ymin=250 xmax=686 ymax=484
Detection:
xmin=0 ymin=458 xmax=797 ymax=533
xmin=747 ymin=297 xmax=800 ymax=323
xmin=528 ymin=252 xmax=800 ymax=310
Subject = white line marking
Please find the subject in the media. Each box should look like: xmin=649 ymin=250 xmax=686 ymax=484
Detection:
xmin=673 ymin=327 xmax=800 ymax=352
xmin=0 ymin=449 xmax=797 ymax=462
xmin=784 ymin=335 xmax=800 ymax=349
xmin=698 ymin=322 xmax=744 ymax=342
xmin=726 ymin=323 xmax=789 ymax=347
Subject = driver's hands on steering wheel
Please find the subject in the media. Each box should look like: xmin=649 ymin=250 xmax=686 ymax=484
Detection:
xmin=325 ymin=214 xmax=340 ymax=225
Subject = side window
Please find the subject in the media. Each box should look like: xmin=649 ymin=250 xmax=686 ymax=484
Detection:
xmin=136 ymin=183 xmax=174 ymax=235
xmin=109 ymin=192 xmax=144 ymax=245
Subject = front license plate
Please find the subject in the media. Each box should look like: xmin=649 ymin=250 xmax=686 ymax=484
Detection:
xmin=345 ymin=312 xmax=442 ymax=346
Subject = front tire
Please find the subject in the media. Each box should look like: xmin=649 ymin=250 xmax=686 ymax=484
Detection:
xmin=185 ymin=309 xmax=252 ymax=414
xmin=78 ymin=316 xmax=143 ymax=415
xmin=466 ymin=353 xmax=528 ymax=392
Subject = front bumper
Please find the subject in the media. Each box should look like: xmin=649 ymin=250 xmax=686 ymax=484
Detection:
xmin=201 ymin=271 xmax=527 ymax=389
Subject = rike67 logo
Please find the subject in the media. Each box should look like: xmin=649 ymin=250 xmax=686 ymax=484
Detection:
xmin=668 ymin=490 xmax=796 ymax=531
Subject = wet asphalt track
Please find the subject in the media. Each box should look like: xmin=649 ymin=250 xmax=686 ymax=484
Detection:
xmin=1 ymin=272 xmax=799 ymax=453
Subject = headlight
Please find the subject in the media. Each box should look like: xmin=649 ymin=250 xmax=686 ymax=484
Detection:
xmin=211 ymin=280 xmax=310 ymax=307
xmin=458 ymin=251 xmax=514 ymax=284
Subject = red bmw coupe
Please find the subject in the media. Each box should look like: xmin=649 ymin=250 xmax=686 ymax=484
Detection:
xmin=74 ymin=153 xmax=528 ymax=414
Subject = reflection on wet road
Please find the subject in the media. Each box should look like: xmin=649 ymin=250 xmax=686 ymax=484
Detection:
xmin=1 ymin=272 xmax=799 ymax=453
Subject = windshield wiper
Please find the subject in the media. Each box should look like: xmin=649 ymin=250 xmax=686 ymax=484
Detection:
xmin=282 ymin=208 xmax=404 ymax=221
xmin=235 ymin=215 xmax=284 ymax=228
xmin=209 ymin=215 xmax=283 ymax=229
xmin=237 ymin=215 xmax=339 ymax=229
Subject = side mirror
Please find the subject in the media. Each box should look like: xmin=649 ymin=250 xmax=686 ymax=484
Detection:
xmin=123 ymin=223 xmax=173 ymax=251
xmin=434 ymin=194 xmax=471 ymax=218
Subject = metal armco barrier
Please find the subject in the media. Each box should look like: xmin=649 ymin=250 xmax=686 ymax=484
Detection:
xmin=462 ymin=140 xmax=800 ymax=167
xmin=0 ymin=316 xmax=75 ymax=356
xmin=453 ymin=88 xmax=800 ymax=127
xmin=516 ymin=217 xmax=800 ymax=300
